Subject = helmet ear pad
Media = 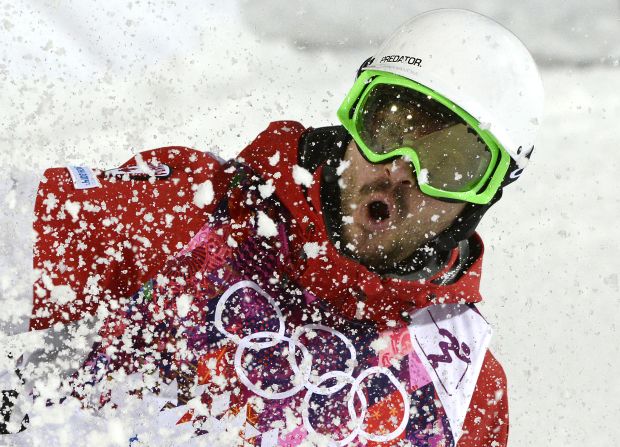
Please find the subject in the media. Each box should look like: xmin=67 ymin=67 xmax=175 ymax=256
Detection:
xmin=298 ymin=125 xmax=350 ymax=173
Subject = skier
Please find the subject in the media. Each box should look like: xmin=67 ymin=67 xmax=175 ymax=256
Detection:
xmin=1 ymin=9 xmax=543 ymax=446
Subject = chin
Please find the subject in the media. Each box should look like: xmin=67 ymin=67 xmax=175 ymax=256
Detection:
xmin=356 ymin=245 xmax=395 ymax=266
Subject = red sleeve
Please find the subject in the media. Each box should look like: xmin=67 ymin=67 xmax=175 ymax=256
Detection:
xmin=458 ymin=350 xmax=509 ymax=446
xmin=31 ymin=146 xmax=229 ymax=330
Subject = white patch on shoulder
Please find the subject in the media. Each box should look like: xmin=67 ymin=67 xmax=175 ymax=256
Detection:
xmin=67 ymin=166 xmax=101 ymax=190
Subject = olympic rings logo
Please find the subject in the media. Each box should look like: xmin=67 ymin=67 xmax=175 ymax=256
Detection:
xmin=214 ymin=281 xmax=410 ymax=445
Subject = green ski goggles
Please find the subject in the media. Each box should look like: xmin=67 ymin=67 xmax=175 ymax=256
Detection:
xmin=337 ymin=70 xmax=510 ymax=204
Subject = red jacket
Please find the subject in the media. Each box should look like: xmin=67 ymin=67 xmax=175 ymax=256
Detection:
xmin=32 ymin=121 xmax=509 ymax=446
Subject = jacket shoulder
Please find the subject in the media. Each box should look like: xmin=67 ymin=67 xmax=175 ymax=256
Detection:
xmin=32 ymin=146 xmax=228 ymax=330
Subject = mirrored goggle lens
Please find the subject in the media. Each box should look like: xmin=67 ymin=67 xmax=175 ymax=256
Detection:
xmin=357 ymin=84 xmax=492 ymax=192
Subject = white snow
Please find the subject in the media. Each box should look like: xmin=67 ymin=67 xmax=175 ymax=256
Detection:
xmin=369 ymin=335 xmax=390 ymax=353
xmin=417 ymin=168 xmax=429 ymax=184
xmin=268 ymin=151 xmax=280 ymax=166
xmin=49 ymin=285 xmax=77 ymax=306
xmin=336 ymin=159 xmax=351 ymax=176
xmin=256 ymin=211 xmax=278 ymax=238
xmin=0 ymin=2 xmax=618 ymax=447
xmin=134 ymin=153 xmax=155 ymax=177
xmin=258 ymin=180 xmax=275 ymax=199
xmin=192 ymin=180 xmax=214 ymax=208
xmin=64 ymin=200 xmax=81 ymax=222
xmin=292 ymin=165 xmax=314 ymax=188
xmin=176 ymin=294 xmax=193 ymax=318
xmin=43 ymin=193 xmax=58 ymax=214
xmin=302 ymin=242 xmax=325 ymax=259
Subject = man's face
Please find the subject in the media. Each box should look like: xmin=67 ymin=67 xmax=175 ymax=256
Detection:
xmin=338 ymin=139 xmax=467 ymax=270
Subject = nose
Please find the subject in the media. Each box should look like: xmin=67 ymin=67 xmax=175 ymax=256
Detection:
xmin=383 ymin=157 xmax=415 ymax=186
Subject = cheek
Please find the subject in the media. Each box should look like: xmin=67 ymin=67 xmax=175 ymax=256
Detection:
xmin=444 ymin=202 xmax=467 ymax=221
xmin=430 ymin=204 xmax=467 ymax=231
xmin=405 ymin=196 xmax=465 ymax=226
xmin=338 ymin=169 xmax=356 ymax=201
xmin=402 ymin=191 xmax=430 ymax=216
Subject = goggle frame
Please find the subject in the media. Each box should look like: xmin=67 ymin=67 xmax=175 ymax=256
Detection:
xmin=337 ymin=70 xmax=510 ymax=205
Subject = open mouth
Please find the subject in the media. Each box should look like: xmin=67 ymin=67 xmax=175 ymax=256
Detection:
xmin=367 ymin=200 xmax=391 ymax=222
xmin=354 ymin=195 xmax=396 ymax=232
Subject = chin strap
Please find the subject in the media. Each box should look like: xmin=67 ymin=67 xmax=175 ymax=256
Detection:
xmin=431 ymin=190 xmax=503 ymax=254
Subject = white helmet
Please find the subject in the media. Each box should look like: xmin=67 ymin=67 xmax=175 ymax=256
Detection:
xmin=361 ymin=9 xmax=544 ymax=174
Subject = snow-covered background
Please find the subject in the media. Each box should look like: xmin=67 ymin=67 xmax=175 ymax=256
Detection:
xmin=0 ymin=0 xmax=618 ymax=445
